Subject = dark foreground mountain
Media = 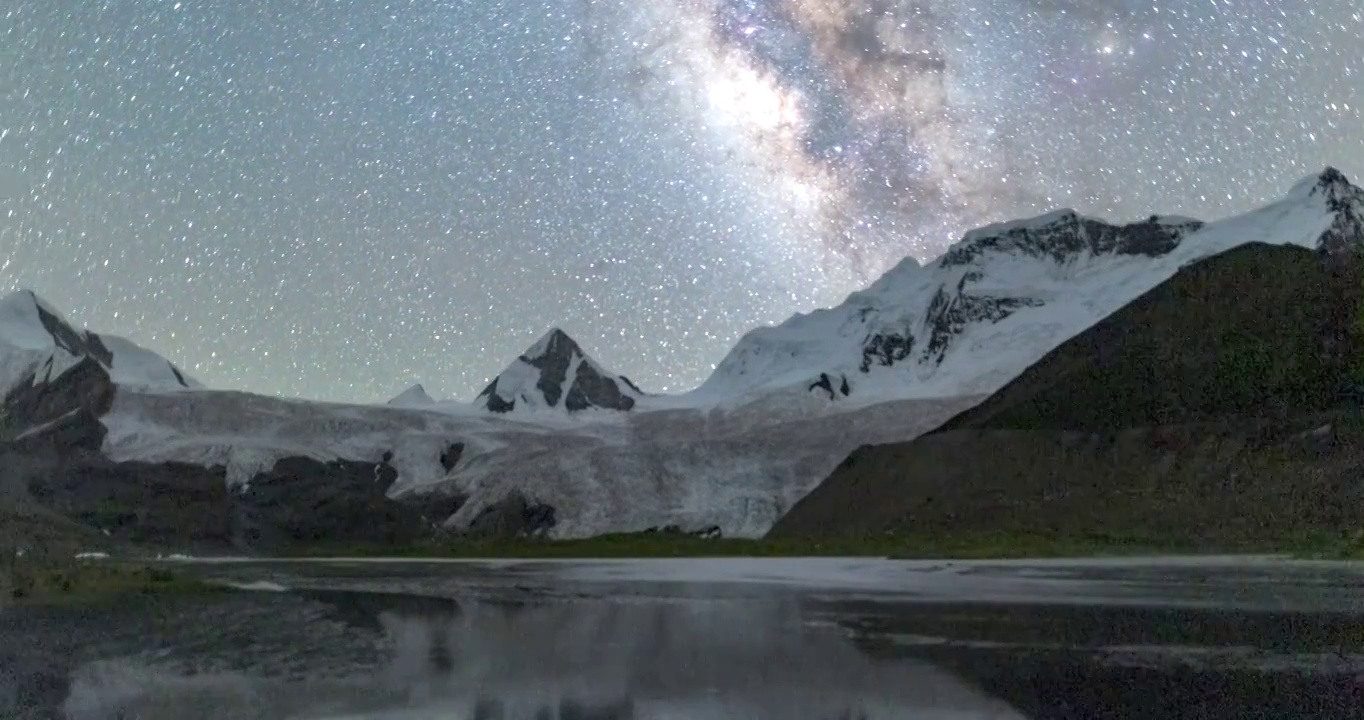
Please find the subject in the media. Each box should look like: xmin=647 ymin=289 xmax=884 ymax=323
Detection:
xmin=769 ymin=241 xmax=1364 ymax=548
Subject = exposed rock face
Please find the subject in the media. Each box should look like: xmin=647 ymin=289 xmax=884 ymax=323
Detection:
xmin=1307 ymin=167 xmax=1364 ymax=262
xmin=1 ymin=341 xmax=448 ymax=551
xmin=28 ymin=298 xmax=115 ymax=368
xmin=3 ymin=381 xmax=231 ymax=548
xmin=26 ymin=457 xmax=231 ymax=546
xmin=230 ymin=456 xmax=423 ymax=549
xmin=476 ymin=328 xmax=641 ymax=413
xmin=439 ymin=442 xmax=465 ymax=472
xmin=3 ymin=356 xmax=115 ymax=444
xmin=807 ymin=372 xmax=851 ymax=399
xmin=937 ymin=212 xmax=1200 ymax=269
xmin=464 ymin=491 xmax=557 ymax=539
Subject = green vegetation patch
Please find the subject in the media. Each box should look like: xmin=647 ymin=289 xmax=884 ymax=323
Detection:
xmin=1 ymin=555 xmax=220 ymax=606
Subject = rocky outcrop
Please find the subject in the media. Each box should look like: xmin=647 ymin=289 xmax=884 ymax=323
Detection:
xmin=463 ymin=491 xmax=557 ymax=539
xmin=26 ymin=457 xmax=231 ymax=546
xmin=807 ymin=372 xmax=851 ymax=399
xmin=3 ymin=356 xmax=115 ymax=441
xmin=1306 ymin=167 xmax=1364 ymax=262
xmin=476 ymin=328 xmax=641 ymax=413
xmin=439 ymin=442 xmax=465 ymax=472
xmin=938 ymin=212 xmax=1202 ymax=269
xmin=230 ymin=456 xmax=424 ymax=549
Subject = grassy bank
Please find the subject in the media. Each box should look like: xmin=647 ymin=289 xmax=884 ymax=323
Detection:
xmin=1 ymin=555 xmax=220 ymax=607
xmin=289 ymin=528 xmax=1364 ymax=561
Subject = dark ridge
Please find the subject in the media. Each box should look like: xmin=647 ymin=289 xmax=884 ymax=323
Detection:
xmin=770 ymin=242 xmax=1364 ymax=543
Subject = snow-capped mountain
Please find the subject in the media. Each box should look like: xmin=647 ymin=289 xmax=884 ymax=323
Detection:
xmin=693 ymin=167 xmax=1364 ymax=406
xmin=388 ymin=383 xmax=437 ymax=408
xmin=474 ymin=328 xmax=644 ymax=413
xmin=0 ymin=289 xmax=199 ymax=396
xmin=4 ymin=168 xmax=1360 ymax=545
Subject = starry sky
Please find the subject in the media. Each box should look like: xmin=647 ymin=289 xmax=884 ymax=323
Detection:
xmin=5 ymin=0 xmax=1362 ymax=402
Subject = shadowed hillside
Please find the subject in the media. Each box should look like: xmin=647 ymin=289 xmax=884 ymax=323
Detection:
xmin=769 ymin=243 xmax=1364 ymax=548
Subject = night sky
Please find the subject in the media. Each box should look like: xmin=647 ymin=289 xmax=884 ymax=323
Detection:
xmin=6 ymin=0 xmax=1362 ymax=402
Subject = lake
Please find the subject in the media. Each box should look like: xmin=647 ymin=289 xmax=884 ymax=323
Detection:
xmin=2 ymin=556 xmax=1362 ymax=718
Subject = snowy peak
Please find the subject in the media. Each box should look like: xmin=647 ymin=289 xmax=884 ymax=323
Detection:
xmin=522 ymin=327 xmax=577 ymax=362
xmin=697 ymin=168 xmax=1364 ymax=405
xmin=388 ymin=383 xmax=436 ymax=407
xmin=0 ymin=289 xmax=199 ymax=394
xmin=699 ymin=211 xmax=1207 ymax=403
xmin=0 ymin=289 xmax=111 ymax=361
xmin=475 ymin=328 xmax=642 ymax=413
xmin=1293 ymin=167 xmax=1364 ymax=258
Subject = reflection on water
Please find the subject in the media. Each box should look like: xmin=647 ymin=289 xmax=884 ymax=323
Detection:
xmin=57 ymin=593 xmax=1024 ymax=719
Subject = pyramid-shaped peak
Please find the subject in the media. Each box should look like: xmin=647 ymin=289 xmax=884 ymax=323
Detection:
xmin=388 ymin=383 xmax=435 ymax=407
xmin=476 ymin=327 xmax=640 ymax=414
xmin=522 ymin=326 xmax=582 ymax=361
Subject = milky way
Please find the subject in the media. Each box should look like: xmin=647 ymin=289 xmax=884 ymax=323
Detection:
xmin=5 ymin=0 xmax=1362 ymax=401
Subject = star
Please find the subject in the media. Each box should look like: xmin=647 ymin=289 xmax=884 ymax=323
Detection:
xmin=4 ymin=0 xmax=1361 ymax=401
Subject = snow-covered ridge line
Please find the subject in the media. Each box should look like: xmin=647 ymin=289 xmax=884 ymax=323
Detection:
xmin=688 ymin=167 xmax=1363 ymax=407
xmin=0 ymin=289 xmax=200 ymax=395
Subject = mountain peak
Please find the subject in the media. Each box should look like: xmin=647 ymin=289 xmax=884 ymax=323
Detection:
xmin=388 ymin=383 xmax=435 ymax=407
xmin=0 ymin=288 xmax=198 ymax=392
xmin=1288 ymin=167 xmax=1358 ymax=203
xmin=1288 ymin=167 xmax=1364 ymax=259
xmin=1 ymin=288 xmax=113 ymax=364
xmin=523 ymin=326 xmax=579 ymax=361
xmin=475 ymin=328 xmax=641 ymax=413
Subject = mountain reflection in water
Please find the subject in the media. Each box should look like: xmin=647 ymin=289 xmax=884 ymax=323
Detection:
xmin=58 ymin=592 xmax=1024 ymax=719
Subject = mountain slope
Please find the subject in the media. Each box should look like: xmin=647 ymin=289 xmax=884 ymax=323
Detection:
xmin=475 ymin=328 xmax=643 ymax=413
xmin=694 ymin=168 xmax=1362 ymax=407
xmin=0 ymin=289 xmax=199 ymax=395
xmin=768 ymin=241 xmax=1364 ymax=544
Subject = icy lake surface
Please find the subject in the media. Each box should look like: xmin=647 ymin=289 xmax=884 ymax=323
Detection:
xmin=3 ymin=556 xmax=1363 ymax=719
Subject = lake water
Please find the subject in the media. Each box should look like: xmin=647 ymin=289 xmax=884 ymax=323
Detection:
xmin=2 ymin=557 xmax=1363 ymax=719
